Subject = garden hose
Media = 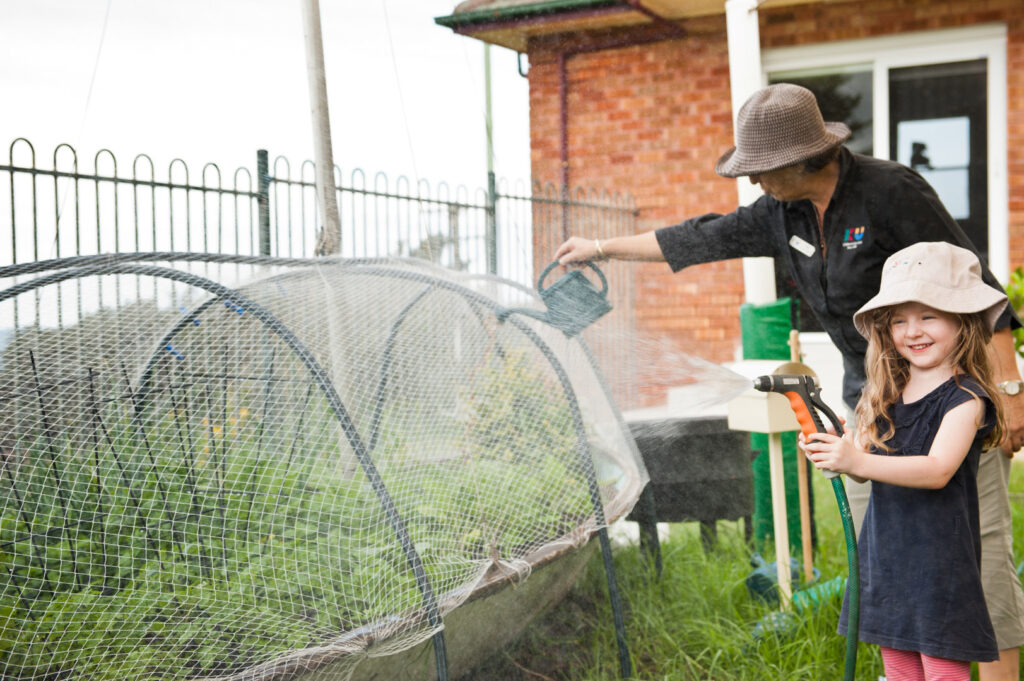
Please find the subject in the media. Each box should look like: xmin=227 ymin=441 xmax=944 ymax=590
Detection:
xmin=831 ymin=473 xmax=860 ymax=681
xmin=754 ymin=374 xmax=859 ymax=681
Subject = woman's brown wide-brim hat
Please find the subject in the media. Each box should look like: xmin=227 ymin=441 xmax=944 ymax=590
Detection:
xmin=715 ymin=83 xmax=852 ymax=178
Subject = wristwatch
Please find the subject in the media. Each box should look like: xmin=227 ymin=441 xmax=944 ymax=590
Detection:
xmin=997 ymin=380 xmax=1024 ymax=396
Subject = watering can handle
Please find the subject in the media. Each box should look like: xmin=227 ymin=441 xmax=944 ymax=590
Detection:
xmin=537 ymin=260 xmax=609 ymax=295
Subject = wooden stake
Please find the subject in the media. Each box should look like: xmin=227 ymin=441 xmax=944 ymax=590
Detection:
xmin=790 ymin=329 xmax=814 ymax=585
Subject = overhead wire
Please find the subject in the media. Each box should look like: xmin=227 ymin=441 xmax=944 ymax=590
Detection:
xmin=54 ymin=0 xmax=114 ymax=259
xmin=380 ymin=0 xmax=422 ymax=188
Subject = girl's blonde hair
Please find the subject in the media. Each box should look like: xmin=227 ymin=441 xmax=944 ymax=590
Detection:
xmin=855 ymin=306 xmax=1005 ymax=452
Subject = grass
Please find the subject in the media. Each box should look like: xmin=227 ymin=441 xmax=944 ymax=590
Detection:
xmin=461 ymin=461 xmax=1024 ymax=681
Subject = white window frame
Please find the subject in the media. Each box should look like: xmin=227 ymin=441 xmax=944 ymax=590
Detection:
xmin=762 ymin=24 xmax=1009 ymax=281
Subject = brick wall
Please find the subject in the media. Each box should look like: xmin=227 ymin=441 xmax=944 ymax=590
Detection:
xmin=526 ymin=1 xmax=1024 ymax=403
xmin=529 ymin=15 xmax=745 ymax=388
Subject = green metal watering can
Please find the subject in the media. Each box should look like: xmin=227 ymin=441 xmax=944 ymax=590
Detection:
xmin=496 ymin=260 xmax=612 ymax=337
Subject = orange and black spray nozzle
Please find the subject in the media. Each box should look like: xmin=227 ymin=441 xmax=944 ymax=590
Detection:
xmin=753 ymin=373 xmax=859 ymax=680
xmin=753 ymin=374 xmax=845 ymax=479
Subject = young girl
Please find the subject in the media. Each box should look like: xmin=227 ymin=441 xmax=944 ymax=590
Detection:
xmin=800 ymin=241 xmax=1009 ymax=681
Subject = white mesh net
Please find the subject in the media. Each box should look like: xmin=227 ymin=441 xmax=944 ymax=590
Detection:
xmin=0 ymin=254 xmax=646 ymax=681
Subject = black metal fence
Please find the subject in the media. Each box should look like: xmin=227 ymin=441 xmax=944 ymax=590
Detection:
xmin=1 ymin=137 xmax=644 ymax=407
xmin=2 ymin=138 xmax=635 ymax=283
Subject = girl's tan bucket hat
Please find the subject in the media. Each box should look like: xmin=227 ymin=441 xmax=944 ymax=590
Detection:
xmin=715 ymin=83 xmax=851 ymax=178
xmin=853 ymin=241 xmax=1008 ymax=338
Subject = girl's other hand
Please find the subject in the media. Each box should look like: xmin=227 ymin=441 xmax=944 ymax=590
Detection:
xmin=799 ymin=430 xmax=859 ymax=476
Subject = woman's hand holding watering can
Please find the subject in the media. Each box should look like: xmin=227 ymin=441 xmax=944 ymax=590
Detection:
xmin=555 ymin=237 xmax=603 ymax=265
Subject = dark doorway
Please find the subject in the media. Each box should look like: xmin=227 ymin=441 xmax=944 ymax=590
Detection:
xmin=889 ymin=59 xmax=988 ymax=263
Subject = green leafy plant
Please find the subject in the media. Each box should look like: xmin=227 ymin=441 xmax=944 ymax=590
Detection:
xmin=0 ymin=348 xmax=595 ymax=680
xmin=1006 ymin=265 xmax=1024 ymax=358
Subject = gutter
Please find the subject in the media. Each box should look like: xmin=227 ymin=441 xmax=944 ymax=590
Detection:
xmin=619 ymin=0 xmax=687 ymax=35
xmin=434 ymin=0 xmax=622 ymax=30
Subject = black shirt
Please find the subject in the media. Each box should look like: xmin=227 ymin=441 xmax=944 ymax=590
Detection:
xmin=655 ymin=148 xmax=1016 ymax=407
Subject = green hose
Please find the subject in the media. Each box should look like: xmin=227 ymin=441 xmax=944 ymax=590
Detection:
xmin=831 ymin=477 xmax=859 ymax=681
xmin=750 ymin=373 xmax=859 ymax=679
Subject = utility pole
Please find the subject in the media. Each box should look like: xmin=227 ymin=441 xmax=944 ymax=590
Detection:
xmin=301 ymin=0 xmax=342 ymax=255
xmin=484 ymin=44 xmax=498 ymax=275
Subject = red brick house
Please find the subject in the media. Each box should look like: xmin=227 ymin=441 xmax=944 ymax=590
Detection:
xmin=437 ymin=0 xmax=1024 ymax=406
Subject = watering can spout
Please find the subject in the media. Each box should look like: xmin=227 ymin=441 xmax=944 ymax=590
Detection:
xmin=495 ymin=306 xmax=550 ymax=325
xmin=495 ymin=261 xmax=612 ymax=337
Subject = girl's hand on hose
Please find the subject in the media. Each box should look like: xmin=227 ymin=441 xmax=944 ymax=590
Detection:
xmin=799 ymin=430 xmax=858 ymax=476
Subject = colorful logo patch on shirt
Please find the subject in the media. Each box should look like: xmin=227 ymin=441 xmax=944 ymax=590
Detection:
xmin=842 ymin=226 xmax=866 ymax=250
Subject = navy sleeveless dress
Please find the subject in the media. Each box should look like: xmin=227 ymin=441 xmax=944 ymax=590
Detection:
xmin=836 ymin=376 xmax=998 ymax=662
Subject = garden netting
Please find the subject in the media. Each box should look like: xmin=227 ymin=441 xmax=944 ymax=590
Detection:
xmin=0 ymin=253 xmax=647 ymax=681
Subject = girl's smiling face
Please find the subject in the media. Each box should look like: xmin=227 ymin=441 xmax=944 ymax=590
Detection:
xmin=889 ymin=301 xmax=960 ymax=372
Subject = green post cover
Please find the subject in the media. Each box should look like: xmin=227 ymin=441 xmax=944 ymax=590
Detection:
xmin=740 ymin=298 xmax=793 ymax=360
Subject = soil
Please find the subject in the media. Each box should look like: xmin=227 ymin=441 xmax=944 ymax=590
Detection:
xmin=454 ymin=587 xmax=599 ymax=681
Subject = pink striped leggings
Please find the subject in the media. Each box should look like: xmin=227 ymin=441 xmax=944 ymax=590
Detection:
xmin=879 ymin=647 xmax=971 ymax=681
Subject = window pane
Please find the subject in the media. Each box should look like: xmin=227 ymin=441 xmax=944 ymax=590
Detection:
xmin=889 ymin=59 xmax=988 ymax=260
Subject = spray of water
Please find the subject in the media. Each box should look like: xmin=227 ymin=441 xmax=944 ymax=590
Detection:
xmin=581 ymin=322 xmax=751 ymax=418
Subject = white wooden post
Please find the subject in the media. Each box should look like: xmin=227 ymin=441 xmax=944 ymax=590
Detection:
xmin=727 ymin=360 xmax=802 ymax=610
xmin=767 ymin=432 xmax=792 ymax=604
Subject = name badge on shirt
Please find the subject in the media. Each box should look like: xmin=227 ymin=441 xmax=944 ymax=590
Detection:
xmin=789 ymin=235 xmax=816 ymax=258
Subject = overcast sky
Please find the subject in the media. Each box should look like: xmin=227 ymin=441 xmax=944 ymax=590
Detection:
xmin=0 ymin=0 xmax=531 ymax=192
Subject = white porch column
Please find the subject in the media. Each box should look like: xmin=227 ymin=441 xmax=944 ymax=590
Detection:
xmin=726 ymin=0 xmax=775 ymax=304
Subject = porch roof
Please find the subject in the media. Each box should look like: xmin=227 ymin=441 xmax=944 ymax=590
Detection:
xmin=434 ymin=0 xmax=824 ymax=51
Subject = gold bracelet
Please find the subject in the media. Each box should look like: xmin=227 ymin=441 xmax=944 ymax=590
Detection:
xmin=594 ymin=239 xmax=606 ymax=260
